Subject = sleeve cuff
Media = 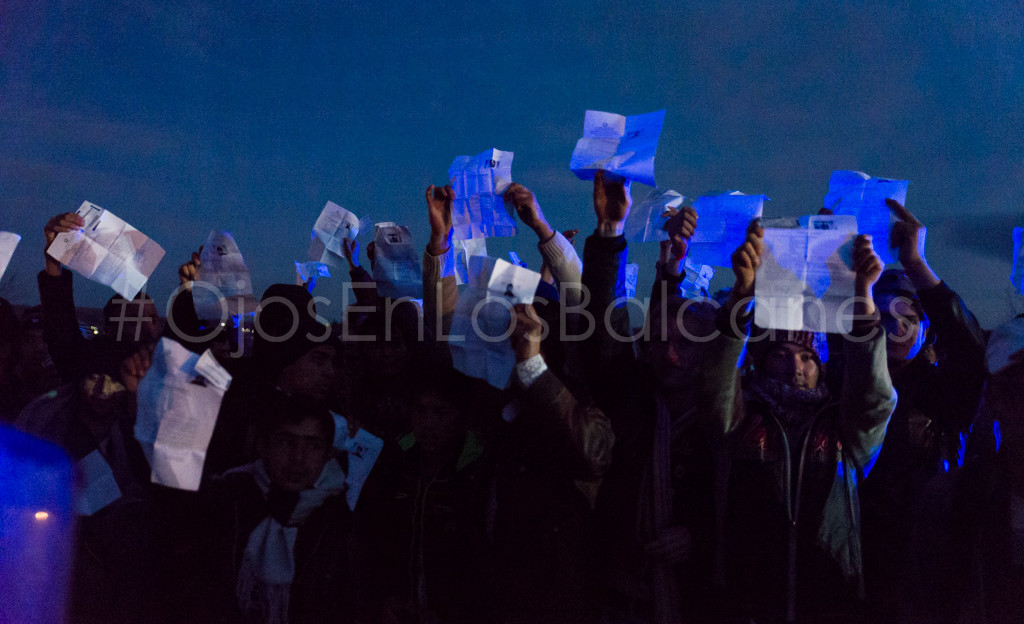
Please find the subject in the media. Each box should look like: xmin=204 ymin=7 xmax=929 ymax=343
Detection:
xmin=515 ymin=353 xmax=548 ymax=388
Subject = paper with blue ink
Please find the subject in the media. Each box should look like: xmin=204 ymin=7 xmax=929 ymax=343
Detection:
xmin=680 ymin=259 xmax=715 ymax=298
xmin=824 ymin=170 xmax=908 ymax=265
xmin=625 ymin=189 xmax=685 ymax=243
xmin=688 ymin=192 xmax=767 ymax=268
xmin=755 ymin=215 xmax=858 ymax=334
xmin=570 ymin=110 xmax=665 ymax=187
xmin=449 ymin=149 xmax=516 ymax=240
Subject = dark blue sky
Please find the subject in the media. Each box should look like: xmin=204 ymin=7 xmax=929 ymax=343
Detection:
xmin=2 ymin=1 xmax=1022 ymax=327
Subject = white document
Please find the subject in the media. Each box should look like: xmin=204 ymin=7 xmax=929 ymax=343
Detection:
xmin=689 ymin=191 xmax=767 ymax=268
xmin=307 ymin=201 xmax=361 ymax=266
xmin=453 ymin=237 xmax=488 ymax=285
xmin=74 ymin=450 xmax=122 ymax=516
xmin=135 ymin=339 xmax=232 ymax=491
xmin=193 ymin=231 xmax=256 ymax=321
xmin=449 ymin=149 xmax=516 ymax=240
xmin=824 ymin=170 xmax=908 ymax=265
xmin=680 ymin=259 xmax=715 ymax=298
xmin=570 ymin=109 xmax=665 ymax=187
xmin=624 ymin=189 xmax=685 ymax=243
xmin=624 ymin=263 xmax=639 ymax=300
xmin=755 ymin=215 xmax=858 ymax=334
xmin=0 ymin=232 xmax=20 ymax=282
xmin=330 ymin=413 xmax=385 ymax=511
xmin=1012 ymin=227 xmax=1024 ymax=295
xmin=372 ymin=223 xmax=422 ymax=299
xmin=450 ymin=257 xmax=542 ymax=389
xmin=46 ymin=201 xmax=166 ymax=300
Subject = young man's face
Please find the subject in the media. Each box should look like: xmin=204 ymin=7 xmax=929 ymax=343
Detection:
xmin=261 ymin=417 xmax=332 ymax=492
xmin=877 ymin=295 xmax=928 ymax=362
xmin=762 ymin=342 xmax=820 ymax=390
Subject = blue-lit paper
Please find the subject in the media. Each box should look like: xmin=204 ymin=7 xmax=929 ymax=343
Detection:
xmin=624 ymin=189 xmax=685 ymax=243
xmin=824 ymin=170 xmax=908 ymax=265
xmin=688 ymin=191 xmax=767 ymax=267
xmin=449 ymin=149 xmax=516 ymax=240
xmin=570 ymin=110 xmax=665 ymax=187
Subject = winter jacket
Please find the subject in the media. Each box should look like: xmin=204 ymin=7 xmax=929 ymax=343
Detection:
xmin=696 ymin=311 xmax=896 ymax=622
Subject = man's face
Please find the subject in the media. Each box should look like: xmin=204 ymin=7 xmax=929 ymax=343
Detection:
xmin=277 ymin=344 xmax=337 ymax=401
xmin=261 ymin=417 xmax=331 ymax=492
xmin=877 ymin=295 xmax=928 ymax=361
xmin=762 ymin=342 xmax=820 ymax=389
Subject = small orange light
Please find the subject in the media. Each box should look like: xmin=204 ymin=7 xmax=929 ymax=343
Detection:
xmin=34 ymin=511 xmax=49 ymax=521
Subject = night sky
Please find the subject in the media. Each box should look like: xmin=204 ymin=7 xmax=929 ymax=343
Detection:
xmin=2 ymin=1 xmax=1022 ymax=327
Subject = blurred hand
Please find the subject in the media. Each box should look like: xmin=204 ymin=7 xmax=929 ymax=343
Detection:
xmin=561 ymin=229 xmax=579 ymax=245
xmin=342 ymin=238 xmax=360 ymax=269
xmin=730 ymin=219 xmax=764 ymax=298
xmin=426 ymin=184 xmax=454 ymax=255
xmin=593 ymin=170 xmax=632 ymax=236
xmin=510 ymin=303 xmax=544 ymax=362
xmin=178 ymin=247 xmax=203 ymax=286
xmin=663 ymin=205 xmax=698 ymax=261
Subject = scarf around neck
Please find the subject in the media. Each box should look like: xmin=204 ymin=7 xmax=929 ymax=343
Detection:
xmin=231 ymin=458 xmax=346 ymax=624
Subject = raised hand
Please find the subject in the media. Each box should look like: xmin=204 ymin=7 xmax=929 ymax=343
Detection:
xmin=887 ymin=198 xmax=940 ymax=289
xmin=342 ymin=238 xmax=360 ymax=269
xmin=504 ymin=182 xmax=555 ymax=241
xmin=593 ymin=170 xmax=632 ymax=236
xmin=663 ymin=206 xmax=698 ymax=264
xmin=43 ymin=212 xmax=84 ymax=276
xmin=730 ymin=219 xmax=764 ymax=298
xmin=426 ymin=184 xmax=454 ymax=255
xmin=510 ymin=303 xmax=545 ymax=363
xmin=561 ymin=229 xmax=579 ymax=245
xmin=852 ymin=234 xmax=884 ymax=318
xmin=178 ymin=247 xmax=203 ymax=286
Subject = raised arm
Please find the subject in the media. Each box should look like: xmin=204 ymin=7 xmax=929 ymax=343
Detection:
xmin=422 ymin=184 xmax=458 ymax=341
xmin=504 ymin=183 xmax=583 ymax=308
xmin=696 ymin=220 xmax=763 ymax=438
xmin=840 ymin=234 xmax=896 ymax=472
xmin=38 ymin=213 xmax=87 ymax=383
xmin=510 ymin=303 xmax=614 ymax=483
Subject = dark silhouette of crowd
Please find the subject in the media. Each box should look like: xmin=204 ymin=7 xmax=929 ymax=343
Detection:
xmin=2 ymin=173 xmax=1020 ymax=624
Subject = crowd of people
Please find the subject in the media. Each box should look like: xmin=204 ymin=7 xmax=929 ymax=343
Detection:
xmin=1 ymin=171 xmax=1021 ymax=624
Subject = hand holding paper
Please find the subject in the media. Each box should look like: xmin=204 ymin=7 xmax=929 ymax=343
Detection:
xmin=593 ymin=170 xmax=632 ymax=237
xmin=852 ymin=234 xmax=883 ymax=316
xmin=504 ymin=183 xmax=554 ymax=241
xmin=730 ymin=220 xmax=764 ymax=299
xmin=43 ymin=212 xmax=85 ymax=277
xmin=570 ymin=109 xmax=665 ymax=186
xmin=510 ymin=304 xmax=544 ymax=362
xmin=887 ymin=199 xmax=940 ymax=291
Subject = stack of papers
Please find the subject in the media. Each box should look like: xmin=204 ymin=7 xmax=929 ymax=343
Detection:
xmin=135 ymin=338 xmax=232 ymax=491
xmin=624 ymin=189 xmax=685 ymax=243
xmin=570 ymin=110 xmax=665 ymax=187
xmin=46 ymin=201 xmax=165 ymax=300
xmin=755 ymin=215 xmax=858 ymax=334
xmin=689 ymin=191 xmax=767 ymax=268
xmin=449 ymin=149 xmax=516 ymax=240
xmin=450 ymin=257 xmax=542 ymax=389
xmin=824 ymin=170 xmax=908 ymax=265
